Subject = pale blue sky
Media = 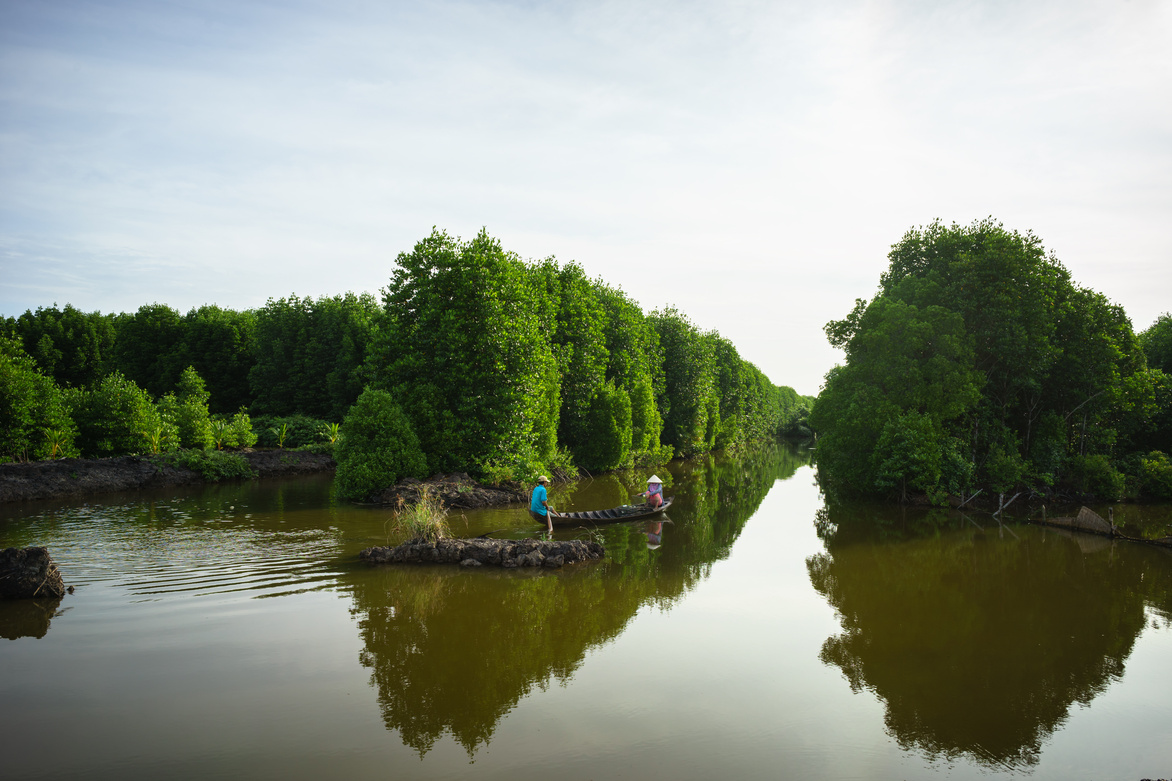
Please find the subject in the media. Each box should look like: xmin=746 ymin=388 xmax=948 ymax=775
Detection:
xmin=3 ymin=0 xmax=1170 ymax=395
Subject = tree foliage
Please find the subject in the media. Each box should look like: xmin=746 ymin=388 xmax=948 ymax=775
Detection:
xmin=3 ymin=228 xmax=799 ymax=484
xmin=1139 ymin=313 xmax=1172 ymax=374
xmin=335 ymin=388 xmax=428 ymax=501
xmin=157 ymin=366 xmax=215 ymax=450
xmin=0 ymin=337 xmax=79 ymax=462
xmin=813 ymin=219 xmax=1160 ymax=501
xmin=69 ymin=372 xmax=175 ymax=458
xmin=6 ymin=304 xmax=116 ymax=389
xmin=369 ymin=229 xmax=560 ymax=477
xmin=249 ymin=292 xmax=381 ymax=420
xmin=649 ymin=308 xmax=717 ymax=456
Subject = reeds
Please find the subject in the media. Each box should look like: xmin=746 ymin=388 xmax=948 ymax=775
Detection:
xmin=390 ymin=487 xmax=450 ymax=543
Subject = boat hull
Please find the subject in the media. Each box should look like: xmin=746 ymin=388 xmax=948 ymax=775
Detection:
xmin=549 ymin=497 xmax=673 ymax=527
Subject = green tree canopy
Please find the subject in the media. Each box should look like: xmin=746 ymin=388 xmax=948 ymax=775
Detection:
xmin=249 ymin=292 xmax=382 ymax=420
xmin=1139 ymin=313 xmax=1172 ymax=374
xmin=814 ymin=219 xmax=1154 ymax=501
xmin=7 ymin=304 xmax=116 ymax=389
xmin=369 ymin=228 xmax=560 ymax=476
xmin=0 ymin=337 xmax=79 ymax=462
xmin=649 ymin=307 xmax=718 ymax=457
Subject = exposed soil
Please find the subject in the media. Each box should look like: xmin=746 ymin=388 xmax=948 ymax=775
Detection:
xmin=370 ymin=473 xmax=526 ymax=510
xmin=0 ymin=450 xmax=336 ymax=504
xmin=0 ymin=546 xmax=66 ymax=599
xmin=359 ymin=537 xmax=605 ymax=569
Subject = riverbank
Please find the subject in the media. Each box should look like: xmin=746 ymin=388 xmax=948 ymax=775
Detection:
xmin=0 ymin=450 xmax=336 ymax=504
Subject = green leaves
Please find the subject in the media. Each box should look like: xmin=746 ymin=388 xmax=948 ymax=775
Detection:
xmin=249 ymin=292 xmax=381 ymax=420
xmin=370 ymin=229 xmax=559 ymax=477
xmin=0 ymin=337 xmax=79 ymax=462
xmin=5 ymin=229 xmax=796 ymax=479
xmin=69 ymin=372 xmax=171 ymax=458
xmin=335 ymin=388 xmax=427 ymax=501
xmin=815 ymin=218 xmax=1159 ymax=501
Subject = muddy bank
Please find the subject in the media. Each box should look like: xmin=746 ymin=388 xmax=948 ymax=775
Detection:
xmin=0 ymin=450 xmax=336 ymax=504
xmin=360 ymin=537 xmax=605 ymax=569
xmin=371 ymin=473 xmax=525 ymax=510
xmin=0 ymin=547 xmax=66 ymax=599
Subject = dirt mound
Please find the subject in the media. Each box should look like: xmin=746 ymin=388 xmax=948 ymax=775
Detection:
xmin=0 ymin=450 xmax=336 ymax=504
xmin=1 ymin=547 xmax=66 ymax=599
xmin=242 ymin=450 xmax=336 ymax=477
xmin=360 ymin=537 xmax=605 ymax=568
xmin=371 ymin=473 xmax=524 ymax=510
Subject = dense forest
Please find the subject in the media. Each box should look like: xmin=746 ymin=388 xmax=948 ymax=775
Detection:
xmin=810 ymin=219 xmax=1172 ymax=503
xmin=1 ymin=228 xmax=812 ymax=498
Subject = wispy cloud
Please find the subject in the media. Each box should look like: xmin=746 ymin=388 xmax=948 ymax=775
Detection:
xmin=2 ymin=0 xmax=1169 ymax=393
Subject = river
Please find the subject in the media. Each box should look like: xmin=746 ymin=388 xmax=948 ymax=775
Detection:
xmin=1 ymin=443 xmax=1170 ymax=780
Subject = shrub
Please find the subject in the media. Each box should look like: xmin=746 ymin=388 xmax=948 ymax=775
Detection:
xmin=160 ymin=367 xmax=215 ymax=449
xmin=0 ymin=337 xmax=79 ymax=462
xmin=334 ymin=388 xmax=427 ymax=501
xmin=251 ymin=414 xmax=330 ymax=448
xmin=481 ymin=449 xmax=573 ymax=488
xmin=1139 ymin=451 xmax=1172 ymax=500
xmin=1063 ymin=453 xmax=1126 ymax=500
xmin=162 ymin=449 xmax=257 ymax=481
xmin=984 ymin=443 xmax=1028 ymax=494
xmin=574 ymin=382 xmax=632 ymax=472
xmin=229 ymin=410 xmax=258 ymax=448
xmin=70 ymin=372 xmax=174 ymax=458
xmin=211 ymin=410 xmax=258 ymax=450
xmin=294 ymin=441 xmax=336 ymax=455
xmin=627 ymin=442 xmax=674 ymax=468
xmin=157 ymin=394 xmax=214 ymax=450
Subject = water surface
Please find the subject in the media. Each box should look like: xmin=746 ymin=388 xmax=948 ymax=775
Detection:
xmin=2 ymin=444 xmax=1170 ymax=779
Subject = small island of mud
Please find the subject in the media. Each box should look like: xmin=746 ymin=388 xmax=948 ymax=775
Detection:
xmin=360 ymin=537 xmax=605 ymax=569
xmin=369 ymin=473 xmax=525 ymax=510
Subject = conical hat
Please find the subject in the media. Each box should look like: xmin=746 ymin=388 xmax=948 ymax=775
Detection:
xmin=646 ymin=475 xmax=663 ymax=484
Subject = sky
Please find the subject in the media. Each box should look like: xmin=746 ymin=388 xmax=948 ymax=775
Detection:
xmin=2 ymin=0 xmax=1170 ymax=397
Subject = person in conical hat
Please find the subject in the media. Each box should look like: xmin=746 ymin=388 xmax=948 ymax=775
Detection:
xmin=529 ymin=476 xmax=556 ymax=534
xmin=639 ymin=475 xmax=664 ymax=509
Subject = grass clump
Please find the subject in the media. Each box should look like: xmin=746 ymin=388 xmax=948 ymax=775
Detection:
xmin=161 ymin=449 xmax=258 ymax=482
xmin=390 ymin=487 xmax=449 ymax=543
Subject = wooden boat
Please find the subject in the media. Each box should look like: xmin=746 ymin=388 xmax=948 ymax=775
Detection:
xmin=550 ymin=497 xmax=673 ymax=527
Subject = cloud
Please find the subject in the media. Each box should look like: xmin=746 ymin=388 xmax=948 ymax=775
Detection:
xmin=2 ymin=0 xmax=1170 ymax=394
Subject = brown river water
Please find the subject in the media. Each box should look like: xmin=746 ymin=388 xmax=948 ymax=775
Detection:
xmin=2 ymin=443 xmax=1170 ymax=780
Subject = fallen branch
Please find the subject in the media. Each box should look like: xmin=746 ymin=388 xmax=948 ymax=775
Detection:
xmin=956 ymin=489 xmax=982 ymax=509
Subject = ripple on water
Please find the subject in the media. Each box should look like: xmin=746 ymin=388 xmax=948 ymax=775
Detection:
xmin=1 ymin=500 xmax=350 ymax=600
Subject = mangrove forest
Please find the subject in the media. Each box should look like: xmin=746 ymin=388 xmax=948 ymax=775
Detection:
xmin=810 ymin=219 xmax=1172 ymax=504
xmin=2 ymin=228 xmax=812 ymax=498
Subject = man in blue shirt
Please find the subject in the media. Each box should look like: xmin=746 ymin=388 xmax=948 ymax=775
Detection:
xmin=530 ymin=475 xmax=555 ymax=534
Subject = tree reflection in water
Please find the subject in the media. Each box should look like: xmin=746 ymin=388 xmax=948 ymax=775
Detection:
xmin=808 ymin=503 xmax=1172 ymax=770
xmin=344 ymin=441 xmax=809 ymax=757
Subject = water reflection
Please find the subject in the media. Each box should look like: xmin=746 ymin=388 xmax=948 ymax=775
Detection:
xmin=809 ymin=503 xmax=1172 ymax=770
xmin=0 ymin=473 xmax=355 ymax=600
xmin=0 ymin=598 xmax=66 ymax=640
xmin=343 ymin=441 xmax=811 ymax=756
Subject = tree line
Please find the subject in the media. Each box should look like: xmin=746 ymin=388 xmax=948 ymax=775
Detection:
xmin=810 ymin=219 xmax=1172 ymax=503
xmin=2 ymin=228 xmax=811 ymax=496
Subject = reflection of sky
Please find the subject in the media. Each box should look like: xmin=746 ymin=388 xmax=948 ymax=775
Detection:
xmin=1 ymin=464 xmax=1171 ymax=778
xmin=3 ymin=1 xmax=1171 ymax=396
